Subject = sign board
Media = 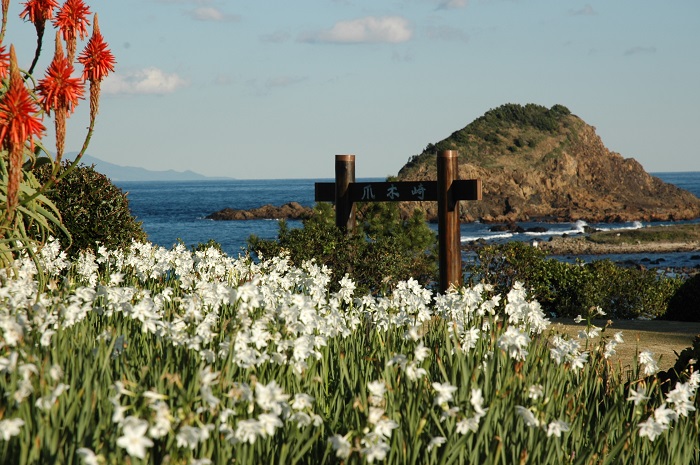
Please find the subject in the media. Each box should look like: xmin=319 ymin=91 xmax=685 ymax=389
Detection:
xmin=315 ymin=180 xmax=481 ymax=203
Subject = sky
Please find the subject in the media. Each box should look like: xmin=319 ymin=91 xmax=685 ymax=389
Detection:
xmin=5 ymin=0 xmax=700 ymax=179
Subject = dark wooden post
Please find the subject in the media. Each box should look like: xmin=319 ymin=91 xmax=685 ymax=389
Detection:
xmin=437 ymin=150 xmax=461 ymax=291
xmin=335 ymin=154 xmax=356 ymax=232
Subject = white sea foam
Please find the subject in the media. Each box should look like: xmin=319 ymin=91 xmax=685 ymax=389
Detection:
xmin=595 ymin=220 xmax=643 ymax=232
xmin=525 ymin=229 xmax=577 ymax=237
xmin=460 ymin=219 xmax=651 ymax=243
xmin=461 ymin=232 xmax=514 ymax=242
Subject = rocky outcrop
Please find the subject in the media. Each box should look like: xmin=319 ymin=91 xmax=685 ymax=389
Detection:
xmin=206 ymin=202 xmax=313 ymax=220
xmin=395 ymin=103 xmax=700 ymax=223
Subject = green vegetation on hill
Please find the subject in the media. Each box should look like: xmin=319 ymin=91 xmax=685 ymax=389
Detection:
xmin=402 ymin=103 xmax=575 ymax=174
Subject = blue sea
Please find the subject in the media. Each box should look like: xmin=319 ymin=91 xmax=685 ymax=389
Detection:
xmin=115 ymin=171 xmax=700 ymax=270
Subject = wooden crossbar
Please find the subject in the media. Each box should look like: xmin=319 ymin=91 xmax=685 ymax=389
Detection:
xmin=315 ymin=179 xmax=482 ymax=203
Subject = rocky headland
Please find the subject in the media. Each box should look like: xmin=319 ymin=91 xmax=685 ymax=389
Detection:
xmin=395 ymin=103 xmax=700 ymax=223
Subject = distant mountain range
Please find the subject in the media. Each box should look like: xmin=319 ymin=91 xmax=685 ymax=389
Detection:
xmin=67 ymin=153 xmax=233 ymax=182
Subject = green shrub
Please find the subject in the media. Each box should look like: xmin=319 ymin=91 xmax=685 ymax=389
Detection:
xmin=465 ymin=242 xmax=683 ymax=319
xmin=34 ymin=162 xmax=147 ymax=256
xmin=248 ymin=202 xmax=437 ymax=295
xmin=474 ymin=103 xmax=570 ymax=133
xmin=662 ymin=274 xmax=700 ymax=322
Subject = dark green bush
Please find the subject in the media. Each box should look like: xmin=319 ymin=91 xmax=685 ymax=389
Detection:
xmin=465 ymin=242 xmax=683 ymax=319
xmin=475 ymin=103 xmax=570 ymax=133
xmin=248 ymin=202 xmax=437 ymax=296
xmin=662 ymin=274 xmax=700 ymax=322
xmin=34 ymin=162 xmax=147 ymax=256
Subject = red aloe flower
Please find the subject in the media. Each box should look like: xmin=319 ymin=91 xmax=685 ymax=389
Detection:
xmin=53 ymin=0 xmax=91 ymax=61
xmin=37 ymin=34 xmax=83 ymax=163
xmin=1 ymin=46 xmax=45 ymax=220
xmin=19 ymin=0 xmax=60 ymax=24
xmin=77 ymin=14 xmax=114 ymax=123
xmin=78 ymin=13 xmax=115 ymax=82
xmin=37 ymin=37 xmax=85 ymax=116
xmin=0 ymin=46 xmax=45 ymax=152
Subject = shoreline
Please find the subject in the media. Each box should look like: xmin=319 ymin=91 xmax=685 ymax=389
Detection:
xmin=462 ymin=222 xmax=700 ymax=256
xmin=536 ymin=235 xmax=700 ymax=255
xmin=461 ymin=233 xmax=700 ymax=256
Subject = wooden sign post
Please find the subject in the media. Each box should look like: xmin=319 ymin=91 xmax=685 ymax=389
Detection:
xmin=315 ymin=150 xmax=482 ymax=292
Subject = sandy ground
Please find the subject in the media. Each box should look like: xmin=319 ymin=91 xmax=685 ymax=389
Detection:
xmin=550 ymin=318 xmax=700 ymax=371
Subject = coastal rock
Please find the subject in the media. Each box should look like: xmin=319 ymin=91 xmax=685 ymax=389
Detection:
xmin=488 ymin=222 xmax=538 ymax=233
xmin=394 ymin=103 xmax=700 ymax=223
xmin=206 ymin=202 xmax=313 ymax=221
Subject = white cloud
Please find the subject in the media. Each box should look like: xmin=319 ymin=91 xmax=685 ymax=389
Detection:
xmin=186 ymin=7 xmax=240 ymax=22
xmin=624 ymin=46 xmax=657 ymax=56
xmin=154 ymin=0 xmax=214 ymax=4
xmin=570 ymin=4 xmax=597 ymax=16
xmin=102 ymin=68 xmax=188 ymax=95
xmin=153 ymin=0 xmax=240 ymax=21
xmin=300 ymin=16 xmax=413 ymax=44
xmin=435 ymin=0 xmax=468 ymax=10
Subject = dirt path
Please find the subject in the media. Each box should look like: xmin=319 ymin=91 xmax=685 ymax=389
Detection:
xmin=550 ymin=319 xmax=700 ymax=371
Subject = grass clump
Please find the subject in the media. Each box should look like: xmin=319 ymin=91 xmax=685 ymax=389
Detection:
xmin=587 ymin=224 xmax=700 ymax=245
